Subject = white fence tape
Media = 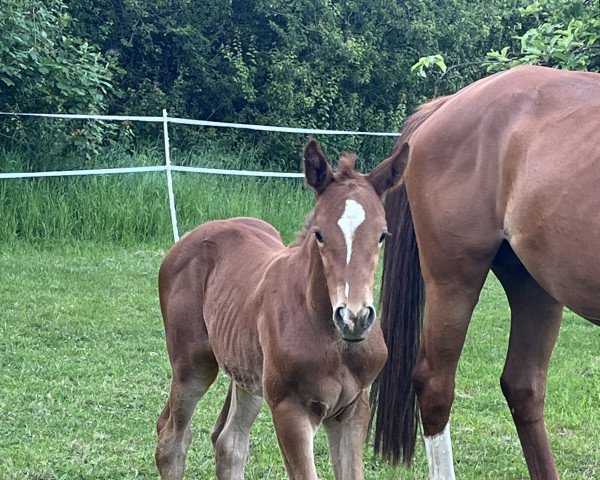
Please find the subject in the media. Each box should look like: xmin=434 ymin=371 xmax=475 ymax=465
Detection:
xmin=167 ymin=117 xmax=400 ymax=136
xmin=0 ymin=111 xmax=400 ymax=242
xmin=0 ymin=165 xmax=166 ymax=179
xmin=0 ymin=165 xmax=305 ymax=180
xmin=0 ymin=111 xmax=400 ymax=136
xmin=172 ymin=166 xmax=304 ymax=178
xmin=0 ymin=112 xmax=166 ymax=123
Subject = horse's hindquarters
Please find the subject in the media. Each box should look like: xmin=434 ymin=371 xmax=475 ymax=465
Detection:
xmin=503 ymin=157 xmax=600 ymax=321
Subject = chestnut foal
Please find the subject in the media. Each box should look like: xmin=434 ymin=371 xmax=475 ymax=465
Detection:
xmin=155 ymin=140 xmax=402 ymax=479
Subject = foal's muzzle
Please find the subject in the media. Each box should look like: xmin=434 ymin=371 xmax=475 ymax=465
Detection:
xmin=333 ymin=304 xmax=376 ymax=342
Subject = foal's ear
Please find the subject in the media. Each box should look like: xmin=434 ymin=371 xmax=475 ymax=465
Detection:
xmin=303 ymin=140 xmax=334 ymax=195
xmin=367 ymin=142 xmax=408 ymax=196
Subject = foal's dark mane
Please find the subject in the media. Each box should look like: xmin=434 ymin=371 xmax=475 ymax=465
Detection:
xmin=290 ymin=152 xmax=360 ymax=247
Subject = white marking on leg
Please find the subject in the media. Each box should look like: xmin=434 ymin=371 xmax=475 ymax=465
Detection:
xmin=337 ymin=199 xmax=366 ymax=265
xmin=424 ymin=423 xmax=456 ymax=480
xmin=345 ymin=282 xmax=349 ymax=299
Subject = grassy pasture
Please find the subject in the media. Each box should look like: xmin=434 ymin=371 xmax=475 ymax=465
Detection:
xmin=1 ymin=243 xmax=598 ymax=479
xmin=0 ymin=146 xmax=599 ymax=479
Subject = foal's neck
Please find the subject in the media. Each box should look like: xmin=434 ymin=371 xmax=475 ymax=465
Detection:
xmin=289 ymin=234 xmax=332 ymax=320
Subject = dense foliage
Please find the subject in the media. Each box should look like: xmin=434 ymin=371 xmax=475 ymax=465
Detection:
xmin=0 ymin=0 xmax=118 ymax=157
xmin=487 ymin=0 xmax=600 ymax=71
xmin=61 ymin=0 xmax=526 ymax=163
xmin=1 ymin=0 xmax=598 ymax=167
xmin=418 ymin=0 xmax=600 ymax=77
xmin=0 ymin=0 xmax=115 ymax=115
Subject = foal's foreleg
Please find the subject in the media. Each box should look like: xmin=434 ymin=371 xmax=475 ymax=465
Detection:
xmin=493 ymin=263 xmax=562 ymax=480
xmin=323 ymin=390 xmax=370 ymax=480
xmin=271 ymin=399 xmax=320 ymax=480
xmin=213 ymin=382 xmax=263 ymax=480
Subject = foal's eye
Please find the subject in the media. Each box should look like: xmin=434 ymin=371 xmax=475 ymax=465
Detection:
xmin=314 ymin=230 xmax=324 ymax=244
xmin=378 ymin=232 xmax=389 ymax=244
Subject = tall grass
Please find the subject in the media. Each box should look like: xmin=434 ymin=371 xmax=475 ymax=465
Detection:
xmin=0 ymin=144 xmax=314 ymax=244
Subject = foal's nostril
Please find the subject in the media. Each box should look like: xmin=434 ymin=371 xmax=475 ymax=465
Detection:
xmin=334 ymin=304 xmax=348 ymax=325
xmin=359 ymin=305 xmax=376 ymax=328
xmin=333 ymin=303 xmax=375 ymax=331
xmin=366 ymin=305 xmax=376 ymax=325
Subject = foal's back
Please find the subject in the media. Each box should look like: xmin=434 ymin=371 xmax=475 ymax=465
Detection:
xmin=160 ymin=217 xmax=284 ymax=304
xmin=159 ymin=217 xmax=285 ymax=393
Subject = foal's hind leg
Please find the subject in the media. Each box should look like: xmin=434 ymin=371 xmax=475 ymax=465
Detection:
xmin=212 ymin=381 xmax=262 ymax=480
xmin=492 ymin=260 xmax=562 ymax=480
xmin=156 ymin=356 xmax=218 ymax=479
xmin=156 ymin=300 xmax=219 ymax=480
xmin=211 ymin=381 xmax=233 ymax=448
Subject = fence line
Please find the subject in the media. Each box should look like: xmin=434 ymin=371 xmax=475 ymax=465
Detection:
xmin=0 ymin=111 xmax=400 ymax=136
xmin=0 ymin=166 xmax=166 ymax=179
xmin=171 ymin=165 xmax=304 ymax=178
xmin=0 ymin=165 xmax=306 ymax=180
xmin=162 ymin=110 xmax=180 ymax=241
xmin=0 ymin=111 xmax=400 ymax=242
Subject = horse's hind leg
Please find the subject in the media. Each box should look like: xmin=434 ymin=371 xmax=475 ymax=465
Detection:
xmin=156 ymin=298 xmax=219 ymax=480
xmin=492 ymin=258 xmax=562 ymax=480
xmin=412 ymin=251 xmax=496 ymax=479
xmin=212 ymin=381 xmax=262 ymax=480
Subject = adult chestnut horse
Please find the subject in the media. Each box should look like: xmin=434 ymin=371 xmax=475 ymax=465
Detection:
xmin=371 ymin=65 xmax=600 ymax=479
xmin=155 ymin=140 xmax=403 ymax=479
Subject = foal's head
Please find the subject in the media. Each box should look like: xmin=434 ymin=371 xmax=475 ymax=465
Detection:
xmin=303 ymin=140 xmax=404 ymax=342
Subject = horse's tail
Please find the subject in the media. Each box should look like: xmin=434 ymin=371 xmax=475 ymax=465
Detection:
xmin=370 ymin=95 xmax=450 ymax=466
xmin=370 ymin=182 xmax=423 ymax=465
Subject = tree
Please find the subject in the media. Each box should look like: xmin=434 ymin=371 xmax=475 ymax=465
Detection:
xmin=6 ymin=0 xmax=534 ymax=167
xmin=417 ymin=0 xmax=599 ymax=82
xmin=487 ymin=0 xmax=600 ymax=71
xmin=0 ymin=0 xmax=117 ymax=157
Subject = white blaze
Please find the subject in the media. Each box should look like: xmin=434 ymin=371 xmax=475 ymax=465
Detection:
xmin=337 ymin=199 xmax=366 ymax=266
xmin=337 ymin=199 xmax=366 ymax=305
xmin=424 ymin=423 xmax=456 ymax=480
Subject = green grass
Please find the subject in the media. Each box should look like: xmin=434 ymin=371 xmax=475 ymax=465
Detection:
xmin=0 ymin=146 xmax=599 ymax=478
xmin=0 ymin=243 xmax=598 ymax=480
xmin=0 ymin=170 xmax=313 ymax=244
